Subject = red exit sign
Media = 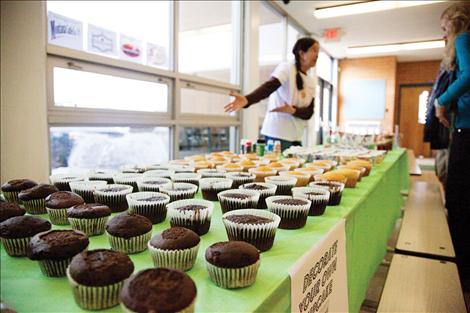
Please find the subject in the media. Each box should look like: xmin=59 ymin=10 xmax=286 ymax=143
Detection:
xmin=323 ymin=28 xmax=342 ymax=41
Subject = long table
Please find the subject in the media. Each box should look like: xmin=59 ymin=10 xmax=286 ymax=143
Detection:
xmin=1 ymin=149 xmax=409 ymax=313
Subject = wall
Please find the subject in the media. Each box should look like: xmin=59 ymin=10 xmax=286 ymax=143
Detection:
xmin=338 ymin=56 xmax=397 ymax=133
xmin=1 ymin=1 xmax=49 ymax=183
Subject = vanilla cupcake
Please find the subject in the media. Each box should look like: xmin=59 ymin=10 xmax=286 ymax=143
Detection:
xmin=264 ymin=176 xmax=297 ymax=196
xmin=70 ymin=181 xmax=107 ymax=203
xmin=225 ymin=172 xmax=256 ymax=189
xmin=268 ymin=162 xmax=290 ymax=173
xmin=330 ymin=169 xmax=361 ymax=188
xmin=199 ymin=178 xmax=233 ymax=201
xmin=248 ymin=166 xmax=277 ymax=182
xmin=93 ymin=184 xmax=133 ymax=213
xmin=222 ymin=209 xmax=280 ymax=252
xmin=126 ymin=192 xmax=170 ymax=224
xmin=266 ymin=196 xmax=311 ymax=229
xmin=314 ymin=172 xmax=348 ymax=186
xmin=166 ymin=199 xmax=214 ymax=236
xmin=171 ymin=173 xmax=202 ymax=188
xmin=307 ymin=161 xmax=332 ymax=172
xmin=192 ymin=160 xmax=214 ymax=171
xmin=347 ymin=160 xmax=372 ymax=176
xmin=136 ymin=177 xmax=172 ymax=192
xmin=159 ymin=183 xmax=198 ymax=202
xmin=309 ymin=181 xmax=345 ymax=206
xmin=184 ymin=155 xmax=206 ymax=163
xmin=295 ymin=167 xmax=324 ymax=182
xmin=239 ymin=183 xmax=277 ymax=209
xmin=292 ymin=187 xmax=330 ymax=216
xmin=238 ymin=159 xmax=258 ymax=172
xmin=279 ymin=171 xmax=310 ymax=187
xmin=50 ymin=174 xmax=86 ymax=192
xmin=338 ymin=165 xmax=366 ymax=180
xmin=113 ymin=173 xmax=142 ymax=193
xmin=218 ymin=163 xmax=244 ymax=173
xmin=239 ymin=153 xmax=259 ymax=161
xmin=280 ymin=160 xmax=300 ymax=171
xmin=208 ymin=156 xmax=231 ymax=167
xmin=218 ymin=189 xmax=260 ymax=214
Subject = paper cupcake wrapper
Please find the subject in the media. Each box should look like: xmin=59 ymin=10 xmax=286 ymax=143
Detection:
xmin=1 ymin=236 xmax=31 ymax=256
xmin=50 ymin=175 xmax=86 ymax=191
xmin=112 ymin=180 xmax=139 ymax=192
xmin=218 ymin=190 xmax=260 ymax=214
xmin=46 ymin=207 xmax=70 ymax=225
xmin=22 ymin=198 xmax=47 ymax=214
xmin=147 ymin=242 xmax=200 ymax=271
xmin=159 ymin=183 xmax=198 ymax=202
xmin=199 ymin=178 xmax=233 ymax=190
xmin=225 ymin=172 xmax=256 ymax=188
xmin=206 ymin=260 xmax=260 ymax=289
xmin=70 ymin=181 xmax=107 ymax=203
xmin=142 ymin=170 xmax=174 ymax=179
xmin=264 ymin=177 xmax=297 ymax=196
xmin=239 ymin=183 xmax=277 ymax=209
xmin=222 ymin=209 xmax=280 ymax=252
xmin=38 ymin=257 xmax=73 ymax=277
xmin=217 ymin=165 xmax=244 ymax=172
xmin=107 ymin=231 xmax=152 ymax=254
xmin=3 ymin=191 xmax=20 ymax=203
xmin=197 ymin=169 xmax=227 ymax=178
xmin=121 ymin=299 xmax=196 ymax=313
xmin=89 ymin=177 xmax=114 ymax=184
xmin=67 ymin=269 xmax=123 ymax=310
xmin=72 ymin=189 xmax=96 ymax=203
xmin=266 ymin=196 xmax=311 ymax=229
xmin=68 ymin=217 xmax=109 ymax=236
xmin=167 ymin=199 xmax=213 ymax=235
xmin=128 ymin=204 xmax=168 ymax=224
xmin=292 ymin=188 xmax=330 ymax=216
xmin=94 ymin=185 xmax=133 ymax=212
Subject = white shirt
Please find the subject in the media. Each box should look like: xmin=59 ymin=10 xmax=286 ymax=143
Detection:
xmin=261 ymin=62 xmax=316 ymax=141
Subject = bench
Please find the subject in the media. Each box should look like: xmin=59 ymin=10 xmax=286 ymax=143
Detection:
xmin=377 ymin=254 xmax=466 ymax=313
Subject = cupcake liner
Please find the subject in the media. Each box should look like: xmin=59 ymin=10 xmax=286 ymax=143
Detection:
xmin=171 ymin=173 xmax=201 ymax=188
xmin=144 ymin=164 xmax=170 ymax=171
xmin=280 ymin=161 xmax=300 ymax=170
xmin=308 ymin=181 xmax=345 ymax=206
xmin=1 ymin=236 xmax=31 ymax=256
xmin=199 ymin=178 xmax=233 ymax=201
xmin=67 ymin=268 xmax=124 ymax=310
xmin=225 ymin=172 xmax=256 ymax=189
xmin=292 ymin=187 xmax=330 ymax=216
xmin=268 ymin=165 xmax=290 ymax=173
xmin=93 ymin=184 xmax=133 ymax=213
xmin=147 ymin=242 xmax=200 ymax=271
xmin=136 ymin=177 xmax=172 ymax=192
xmin=38 ymin=257 xmax=73 ymax=277
xmin=113 ymin=174 xmax=142 ymax=193
xmin=264 ymin=176 xmax=297 ymax=196
xmin=248 ymin=168 xmax=277 ymax=182
xmin=206 ymin=260 xmax=260 ymax=289
xmin=222 ymin=209 xmax=280 ymax=252
xmin=266 ymin=196 xmax=311 ymax=229
xmin=296 ymin=168 xmax=324 ymax=182
xmin=3 ymin=191 xmax=20 ymax=204
xmin=142 ymin=169 xmax=174 ymax=179
xmin=168 ymin=165 xmax=196 ymax=173
xmin=50 ymin=174 xmax=87 ymax=191
xmin=107 ymin=230 xmax=152 ymax=254
xmin=197 ymin=169 xmax=227 ymax=178
xmin=68 ymin=217 xmax=109 ymax=236
xmin=217 ymin=190 xmax=260 ymax=214
xmin=126 ymin=192 xmax=170 ymax=224
xmin=279 ymin=171 xmax=310 ymax=187
xmin=22 ymin=198 xmax=47 ymax=214
xmin=88 ymin=169 xmax=117 ymax=184
xmin=70 ymin=181 xmax=107 ymax=203
xmin=217 ymin=165 xmax=244 ymax=173
xmin=159 ymin=183 xmax=198 ymax=203
xmin=46 ymin=207 xmax=70 ymax=225
xmin=119 ymin=165 xmax=146 ymax=174
xmin=121 ymin=299 xmax=196 ymax=313
xmin=167 ymin=199 xmax=214 ymax=236
xmin=239 ymin=183 xmax=277 ymax=210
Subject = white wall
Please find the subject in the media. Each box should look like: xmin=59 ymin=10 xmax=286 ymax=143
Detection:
xmin=1 ymin=1 xmax=49 ymax=183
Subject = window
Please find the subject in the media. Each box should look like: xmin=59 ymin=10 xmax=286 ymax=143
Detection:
xmin=316 ymin=51 xmax=333 ymax=83
xmin=47 ymin=1 xmax=171 ymax=69
xmin=418 ymin=90 xmax=429 ymax=124
xmin=178 ymin=1 xmax=241 ymax=84
xmin=259 ymin=3 xmax=284 ymax=83
xmin=180 ymin=83 xmax=234 ymax=116
xmin=179 ymin=127 xmax=236 ymax=158
xmin=287 ymin=24 xmax=301 ymax=62
xmin=50 ymin=126 xmax=170 ymax=174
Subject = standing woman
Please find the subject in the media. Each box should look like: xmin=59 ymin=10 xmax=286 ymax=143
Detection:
xmin=225 ymin=37 xmax=320 ymax=151
xmin=435 ymin=2 xmax=470 ymax=289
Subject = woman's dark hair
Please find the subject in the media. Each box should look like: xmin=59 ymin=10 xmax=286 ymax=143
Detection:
xmin=292 ymin=37 xmax=318 ymax=90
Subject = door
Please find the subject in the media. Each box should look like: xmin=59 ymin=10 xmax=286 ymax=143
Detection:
xmin=398 ymin=85 xmax=432 ymax=157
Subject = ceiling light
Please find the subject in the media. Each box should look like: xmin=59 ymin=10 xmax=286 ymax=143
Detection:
xmin=346 ymin=40 xmax=445 ymax=55
xmin=314 ymin=1 xmax=444 ymax=19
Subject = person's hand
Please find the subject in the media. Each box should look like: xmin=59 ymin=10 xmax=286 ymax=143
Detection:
xmin=434 ymin=99 xmax=450 ymax=128
xmin=224 ymin=92 xmax=248 ymax=112
xmin=270 ymin=103 xmax=296 ymax=115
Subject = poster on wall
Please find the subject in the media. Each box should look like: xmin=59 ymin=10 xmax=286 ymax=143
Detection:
xmin=289 ymin=219 xmax=349 ymax=313
xmin=147 ymin=43 xmax=167 ymax=68
xmin=48 ymin=12 xmax=83 ymax=50
xmin=119 ymin=34 xmax=143 ymax=63
xmin=88 ymin=24 xmax=117 ymax=56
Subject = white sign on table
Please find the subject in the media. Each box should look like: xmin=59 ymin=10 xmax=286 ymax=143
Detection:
xmin=289 ymin=219 xmax=348 ymax=313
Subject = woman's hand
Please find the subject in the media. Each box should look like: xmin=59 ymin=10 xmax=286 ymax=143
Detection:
xmin=224 ymin=92 xmax=248 ymax=112
xmin=434 ymin=99 xmax=450 ymax=128
xmin=270 ymin=103 xmax=296 ymax=115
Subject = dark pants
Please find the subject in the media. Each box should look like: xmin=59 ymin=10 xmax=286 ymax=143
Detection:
xmin=446 ymin=129 xmax=470 ymax=283
xmin=264 ymin=136 xmax=302 ymax=152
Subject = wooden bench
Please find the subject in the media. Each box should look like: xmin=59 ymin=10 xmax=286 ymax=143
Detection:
xmin=407 ymin=149 xmax=422 ymax=176
xmin=395 ymin=181 xmax=454 ymax=260
xmin=377 ymin=254 xmax=466 ymax=313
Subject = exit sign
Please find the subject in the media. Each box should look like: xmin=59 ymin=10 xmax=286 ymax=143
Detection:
xmin=323 ymin=28 xmax=342 ymax=41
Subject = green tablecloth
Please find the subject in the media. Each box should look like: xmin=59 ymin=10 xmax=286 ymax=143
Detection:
xmin=1 ymin=149 xmax=408 ymax=313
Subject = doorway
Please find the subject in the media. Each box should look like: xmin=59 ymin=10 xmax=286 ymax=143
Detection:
xmin=398 ymin=84 xmax=433 ymax=158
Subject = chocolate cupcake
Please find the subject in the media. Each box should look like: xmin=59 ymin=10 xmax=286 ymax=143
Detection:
xmin=113 ymin=173 xmax=142 ymax=193
xmin=136 ymin=177 xmax=172 ymax=192
xmin=88 ymin=169 xmax=117 ymax=184
xmin=265 ymin=196 xmax=311 ymax=229
xmin=239 ymin=182 xmax=277 ymax=209
xmin=18 ymin=184 xmax=59 ymax=214
xmin=225 ymin=172 xmax=256 ymax=188
xmin=264 ymin=176 xmax=297 ymax=196
xmin=142 ymin=169 xmax=174 ymax=180
xmin=49 ymin=174 xmax=86 ymax=191
xmin=27 ymin=229 xmax=89 ymax=277
xmin=67 ymin=203 xmax=112 ymax=236
xmin=166 ymin=199 xmax=213 ymax=236
xmin=148 ymin=227 xmax=200 ymax=271
xmin=0 ymin=216 xmax=51 ymax=256
xmin=199 ymin=178 xmax=233 ymax=201
xmin=217 ymin=189 xmax=260 ymax=214
xmin=309 ymin=181 xmax=345 ymax=206
xmin=105 ymin=212 xmax=152 ymax=254
xmin=93 ymin=184 xmax=133 ymax=213
xmin=222 ymin=209 xmax=280 ymax=252
xmin=159 ymin=183 xmax=198 ymax=202
xmin=0 ymin=202 xmax=26 ymax=222
xmin=67 ymin=249 xmax=134 ymax=310
xmin=144 ymin=163 xmax=170 ymax=171
xmin=119 ymin=165 xmax=146 ymax=174
xmin=205 ymin=241 xmax=260 ymax=289
xmin=120 ymin=268 xmax=197 ymax=313
xmin=69 ymin=180 xmax=107 ymax=203
xmin=171 ymin=173 xmax=202 ymax=188
xmin=45 ymin=191 xmax=85 ymax=225
xmin=292 ymin=187 xmax=330 ymax=216
xmin=197 ymin=168 xmax=226 ymax=178
xmin=168 ymin=164 xmax=196 ymax=174
xmin=126 ymin=192 xmax=170 ymax=224
xmin=1 ymin=179 xmax=37 ymax=203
